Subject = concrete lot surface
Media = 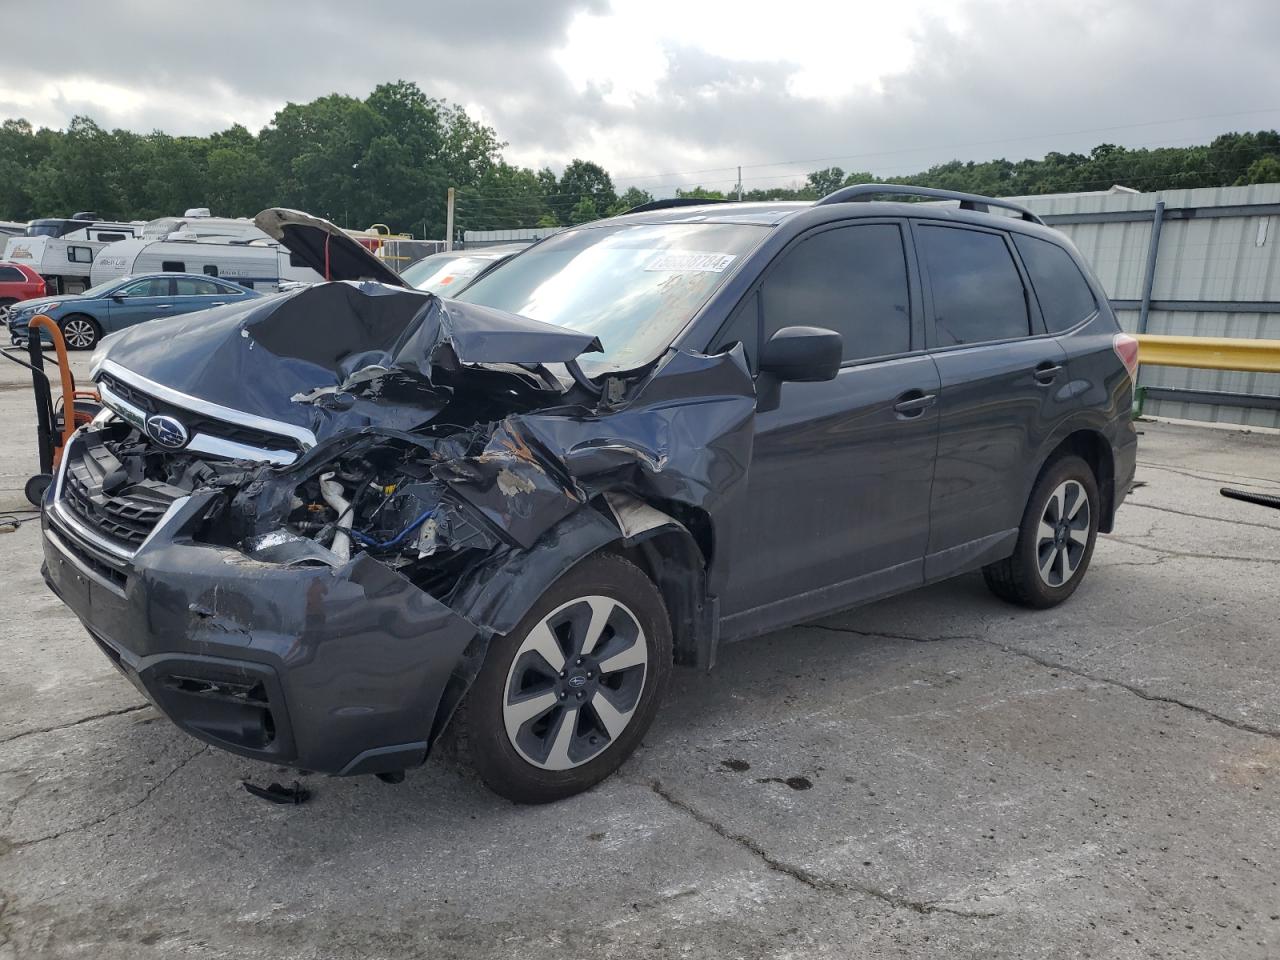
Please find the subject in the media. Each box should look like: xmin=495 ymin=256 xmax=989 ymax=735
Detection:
xmin=1 ymin=354 xmax=1278 ymax=959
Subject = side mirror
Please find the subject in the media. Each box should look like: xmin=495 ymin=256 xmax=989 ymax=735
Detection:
xmin=110 ymin=293 xmax=125 ymax=302
xmin=759 ymin=326 xmax=842 ymax=382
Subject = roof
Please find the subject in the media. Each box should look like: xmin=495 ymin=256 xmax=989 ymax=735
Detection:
xmin=604 ymin=202 xmax=810 ymax=227
xmin=592 ymin=196 xmax=1046 ymax=230
xmin=112 ymin=272 xmax=254 ymax=284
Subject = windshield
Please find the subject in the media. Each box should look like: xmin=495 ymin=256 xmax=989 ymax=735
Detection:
xmin=79 ymin=278 xmax=129 ymax=299
xmin=26 ymin=221 xmax=70 ymax=238
xmin=455 ymin=222 xmax=768 ymax=372
xmin=401 ymin=252 xmax=502 ymax=294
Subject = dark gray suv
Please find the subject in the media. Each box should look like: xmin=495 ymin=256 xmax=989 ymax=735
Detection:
xmin=41 ymin=193 xmax=1137 ymax=803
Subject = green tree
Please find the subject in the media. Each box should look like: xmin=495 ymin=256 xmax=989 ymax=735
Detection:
xmin=606 ymin=186 xmax=654 ymax=215
xmin=805 ymin=166 xmax=845 ymax=196
xmin=568 ymin=196 xmax=599 ymax=225
xmin=559 ymin=160 xmax=616 ymax=221
xmin=1240 ymin=155 xmax=1280 ymax=185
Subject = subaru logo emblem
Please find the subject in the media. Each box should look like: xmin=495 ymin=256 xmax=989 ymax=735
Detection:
xmin=145 ymin=414 xmax=189 ymax=450
xmin=567 ymin=674 xmax=587 ymax=689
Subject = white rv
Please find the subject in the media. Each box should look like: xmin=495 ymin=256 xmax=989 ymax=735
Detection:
xmin=142 ymin=211 xmax=270 ymax=243
xmin=90 ymin=237 xmax=323 ymax=291
xmin=2 ymin=219 xmax=144 ymax=294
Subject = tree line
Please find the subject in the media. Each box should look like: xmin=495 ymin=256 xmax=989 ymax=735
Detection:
xmin=2 ymin=79 xmax=1278 ymax=238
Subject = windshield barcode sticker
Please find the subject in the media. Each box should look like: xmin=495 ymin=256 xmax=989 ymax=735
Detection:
xmin=644 ymin=252 xmax=737 ymax=273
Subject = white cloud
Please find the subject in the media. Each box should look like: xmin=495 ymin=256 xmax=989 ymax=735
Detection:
xmin=3 ymin=0 xmax=1278 ymax=193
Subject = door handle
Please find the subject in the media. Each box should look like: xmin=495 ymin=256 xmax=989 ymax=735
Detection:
xmin=155 ymin=304 xmax=172 ymax=309
xmin=1034 ymin=362 xmax=1063 ymax=384
xmin=893 ymin=390 xmax=937 ymax=417
xmin=211 ymin=301 xmax=226 ymax=306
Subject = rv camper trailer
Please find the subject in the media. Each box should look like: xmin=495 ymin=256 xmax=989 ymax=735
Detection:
xmin=90 ymin=237 xmax=323 ymax=291
xmin=2 ymin=218 xmax=143 ymax=294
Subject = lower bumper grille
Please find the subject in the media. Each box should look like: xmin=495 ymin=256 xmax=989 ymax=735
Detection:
xmin=62 ymin=459 xmax=169 ymax=548
xmin=57 ymin=431 xmax=182 ymax=553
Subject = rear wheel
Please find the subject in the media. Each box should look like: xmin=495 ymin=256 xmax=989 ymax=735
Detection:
xmin=983 ymin=454 xmax=1100 ymax=608
xmin=59 ymin=314 xmax=100 ymax=350
xmin=455 ymin=553 xmax=672 ymax=803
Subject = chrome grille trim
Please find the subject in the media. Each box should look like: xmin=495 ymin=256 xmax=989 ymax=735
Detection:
xmin=98 ymin=359 xmax=317 ymax=450
xmin=98 ymin=379 xmax=297 ymax=465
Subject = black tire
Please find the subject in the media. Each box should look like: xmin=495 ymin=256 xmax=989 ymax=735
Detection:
xmin=983 ymin=454 xmax=1100 ymax=609
xmin=58 ymin=314 xmax=100 ymax=350
xmin=25 ymin=473 xmax=52 ymax=506
xmin=454 ymin=553 xmax=672 ymax=803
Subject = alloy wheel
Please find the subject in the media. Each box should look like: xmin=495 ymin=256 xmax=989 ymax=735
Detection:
xmin=503 ymin=594 xmax=649 ymax=771
xmin=61 ymin=318 xmax=97 ymax=349
xmin=1036 ymin=479 xmax=1091 ymax=587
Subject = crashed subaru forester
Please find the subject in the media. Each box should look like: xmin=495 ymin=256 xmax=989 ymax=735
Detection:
xmin=42 ymin=192 xmax=1136 ymax=803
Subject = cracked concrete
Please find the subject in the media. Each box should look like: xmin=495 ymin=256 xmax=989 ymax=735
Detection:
xmin=646 ymin=778 xmax=1001 ymax=920
xmin=0 ymin=705 xmax=150 ymax=748
xmin=0 ymin=354 xmax=1278 ymax=959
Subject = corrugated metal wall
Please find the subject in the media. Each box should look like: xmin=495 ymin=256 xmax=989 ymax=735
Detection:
xmin=462 ymin=227 xmax=561 ymax=248
xmin=1013 ymin=184 xmax=1280 ymax=428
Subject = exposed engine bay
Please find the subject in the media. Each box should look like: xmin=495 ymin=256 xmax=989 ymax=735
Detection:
xmin=78 ymin=416 xmax=503 ymax=589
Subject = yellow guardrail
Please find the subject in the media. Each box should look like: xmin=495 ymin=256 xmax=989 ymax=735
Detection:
xmin=1135 ymin=334 xmax=1280 ymax=374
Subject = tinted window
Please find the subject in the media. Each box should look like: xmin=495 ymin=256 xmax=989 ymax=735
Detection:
xmin=175 ymin=277 xmax=219 ymax=296
xmin=759 ymin=224 xmax=911 ymax=362
xmin=0 ymin=266 xmax=24 ymax=282
xmin=1012 ymin=234 xmax=1098 ymax=333
xmin=214 ymin=280 xmax=245 ymax=295
xmin=203 ymin=264 xmax=219 ymax=277
xmin=918 ymin=226 xmax=1029 ymax=346
xmin=161 ymin=260 xmax=185 ymax=272
xmin=120 ymin=278 xmax=170 ymax=297
xmin=66 ymin=246 xmax=93 ymax=264
xmin=95 ymin=232 xmax=127 ymax=242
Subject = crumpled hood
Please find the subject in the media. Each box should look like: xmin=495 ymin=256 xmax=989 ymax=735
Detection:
xmin=95 ymin=280 xmax=603 ymax=442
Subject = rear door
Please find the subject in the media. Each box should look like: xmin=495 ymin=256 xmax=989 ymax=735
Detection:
xmin=718 ymin=220 xmax=941 ymax=631
xmin=913 ymin=220 xmax=1071 ymax=580
xmin=173 ymin=276 xmax=229 ymax=312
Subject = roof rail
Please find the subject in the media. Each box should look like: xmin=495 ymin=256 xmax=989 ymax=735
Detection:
xmin=814 ymin=184 xmax=1044 ymax=224
xmin=625 ymin=197 xmax=735 ymax=214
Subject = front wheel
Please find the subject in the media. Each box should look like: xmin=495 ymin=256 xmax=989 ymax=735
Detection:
xmin=59 ymin=314 xmax=100 ymax=350
xmin=455 ymin=553 xmax=672 ymax=803
xmin=983 ymin=454 xmax=1100 ymax=608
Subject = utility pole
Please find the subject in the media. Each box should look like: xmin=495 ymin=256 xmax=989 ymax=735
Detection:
xmin=736 ymin=166 xmax=743 ymax=201
xmin=445 ymin=186 xmax=455 ymax=251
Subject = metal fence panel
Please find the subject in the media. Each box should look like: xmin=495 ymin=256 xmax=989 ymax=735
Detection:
xmin=1015 ymin=184 xmax=1280 ymax=428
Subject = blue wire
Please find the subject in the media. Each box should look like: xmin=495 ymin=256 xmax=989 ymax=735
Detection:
xmin=349 ymin=507 xmax=438 ymax=550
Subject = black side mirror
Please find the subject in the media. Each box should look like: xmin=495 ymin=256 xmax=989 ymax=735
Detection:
xmin=759 ymin=326 xmax=842 ymax=383
xmin=110 ymin=293 xmax=125 ymax=302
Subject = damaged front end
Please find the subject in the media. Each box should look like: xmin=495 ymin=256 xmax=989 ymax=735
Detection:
xmin=44 ymin=275 xmax=756 ymax=778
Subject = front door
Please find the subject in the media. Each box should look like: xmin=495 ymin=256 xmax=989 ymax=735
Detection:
xmin=108 ymin=276 xmax=176 ymax=330
xmin=719 ymin=221 xmax=941 ymax=635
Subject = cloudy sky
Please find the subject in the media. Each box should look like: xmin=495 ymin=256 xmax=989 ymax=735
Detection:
xmin=3 ymin=0 xmax=1278 ymax=195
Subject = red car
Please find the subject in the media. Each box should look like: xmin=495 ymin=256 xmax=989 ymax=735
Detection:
xmin=0 ymin=261 xmax=45 ymax=308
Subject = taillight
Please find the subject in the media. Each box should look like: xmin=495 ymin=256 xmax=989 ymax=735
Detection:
xmin=1113 ymin=333 xmax=1139 ymax=380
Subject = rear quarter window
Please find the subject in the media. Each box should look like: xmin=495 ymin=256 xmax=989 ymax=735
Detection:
xmin=0 ymin=266 xmax=24 ymax=282
xmin=1012 ymin=234 xmax=1099 ymax=333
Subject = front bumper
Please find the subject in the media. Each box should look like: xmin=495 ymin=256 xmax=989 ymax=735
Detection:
xmin=41 ymin=494 xmax=480 ymax=776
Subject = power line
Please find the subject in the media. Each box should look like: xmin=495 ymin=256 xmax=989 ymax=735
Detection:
xmin=448 ymin=129 xmax=1280 ymax=203
xmin=610 ymin=106 xmax=1280 ymax=185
